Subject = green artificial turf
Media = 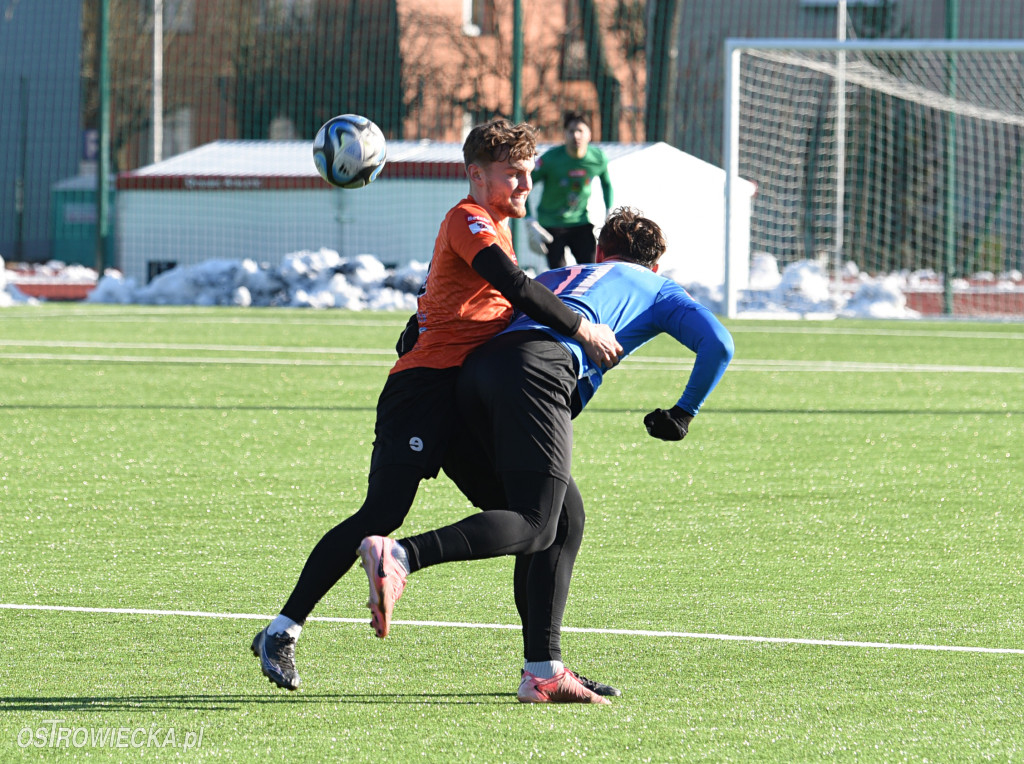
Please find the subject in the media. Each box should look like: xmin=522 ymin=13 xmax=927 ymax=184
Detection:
xmin=1 ymin=305 xmax=1021 ymax=761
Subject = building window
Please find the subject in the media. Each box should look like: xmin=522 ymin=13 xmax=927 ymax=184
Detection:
xmin=163 ymin=106 xmax=193 ymax=159
xmin=799 ymin=0 xmax=890 ymax=6
xmin=260 ymin=0 xmax=314 ymax=31
xmin=269 ymin=115 xmax=298 ymax=141
xmin=560 ymin=0 xmax=588 ymax=81
xmin=139 ymin=0 xmax=196 ymax=33
xmin=463 ymin=0 xmax=496 ymax=37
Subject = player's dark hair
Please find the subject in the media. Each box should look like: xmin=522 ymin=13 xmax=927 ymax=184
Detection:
xmin=463 ymin=119 xmax=537 ymax=167
xmin=598 ymin=207 xmax=666 ymax=268
xmin=563 ymin=111 xmax=588 ymax=130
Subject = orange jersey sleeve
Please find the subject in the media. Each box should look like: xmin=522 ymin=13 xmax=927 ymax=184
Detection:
xmin=391 ymin=197 xmax=518 ymax=373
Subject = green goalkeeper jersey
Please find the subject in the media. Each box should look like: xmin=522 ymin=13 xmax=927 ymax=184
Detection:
xmin=531 ymin=145 xmax=613 ymax=229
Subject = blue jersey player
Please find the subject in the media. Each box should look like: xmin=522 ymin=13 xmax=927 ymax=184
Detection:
xmin=508 ymin=244 xmax=732 ymax=421
xmin=358 ymin=207 xmax=734 ymax=703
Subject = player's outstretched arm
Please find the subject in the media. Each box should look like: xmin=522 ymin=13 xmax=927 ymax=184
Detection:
xmin=645 ymin=289 xmax=735 ymax=440
xmin=599 ymin=164 xmax=614 ymax=210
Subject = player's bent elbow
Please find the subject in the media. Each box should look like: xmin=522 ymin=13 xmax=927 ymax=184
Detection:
xmin=702 ymin=329 xmax=735 ymax=370
xmin=718 ymin=333 xmax=736 ymax=365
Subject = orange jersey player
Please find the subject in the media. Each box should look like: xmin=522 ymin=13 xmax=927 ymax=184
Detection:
xmin=391 ymin=196 xmax=521 ymax=373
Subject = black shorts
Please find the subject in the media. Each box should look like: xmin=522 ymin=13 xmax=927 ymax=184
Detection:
xmin=546 ymin=224 xmax=596 ymax=268
xmin=369 ymin=366 xmax=461 ymax=478
xmin=454 ymin=330 xmax=577 ymax=481
xmin=441 ymin=428 xmax=504 ymax=511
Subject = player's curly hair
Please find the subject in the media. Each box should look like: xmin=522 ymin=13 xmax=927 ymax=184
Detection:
xmin=598 ymin=207 xmax=666 ymax=268
xmin=463 ymin=119 xmax=537 ymax=167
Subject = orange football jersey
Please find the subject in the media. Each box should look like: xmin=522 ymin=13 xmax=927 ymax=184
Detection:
xmin=391 ymin=197 xmax=517 ymax=374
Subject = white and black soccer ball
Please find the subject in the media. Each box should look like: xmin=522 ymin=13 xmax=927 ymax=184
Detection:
xmin=312 ymin=114 xmax=387 ymax=189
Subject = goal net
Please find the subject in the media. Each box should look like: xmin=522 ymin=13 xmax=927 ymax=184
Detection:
xmin=724 ymin=39 xmax=1024 ymax=318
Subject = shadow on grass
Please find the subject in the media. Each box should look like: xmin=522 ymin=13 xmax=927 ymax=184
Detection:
xmin=0 ymin=692 xmax=511 ymax=712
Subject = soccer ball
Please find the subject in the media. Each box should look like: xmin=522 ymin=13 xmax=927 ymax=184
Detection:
xmin=312 ymin=114 xmax=387 ymax=189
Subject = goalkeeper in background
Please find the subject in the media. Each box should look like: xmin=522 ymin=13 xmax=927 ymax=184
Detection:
xmin=528 ymin=111 xmax=614 ymax=269
xmin=358 ymin=207 xmax=734 ymax=703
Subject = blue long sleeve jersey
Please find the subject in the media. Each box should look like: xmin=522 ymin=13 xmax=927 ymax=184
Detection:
xmin=504 ymin=261 xmax=735 ymax=415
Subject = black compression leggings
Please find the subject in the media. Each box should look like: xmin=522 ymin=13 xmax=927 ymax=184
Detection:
xmin=441 ymin=449 xmax=585 ymax=663
xmin=400 ymin=471 xmax=568 ymax=571
xmin=515 ymin=477 xmax=585 ymax=663
xmin=280 ymin=463 xmax=425 ymax=624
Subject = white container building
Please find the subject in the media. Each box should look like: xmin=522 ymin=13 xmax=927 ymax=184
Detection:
xmin=115 ymin=140 xmax=752 ymax=293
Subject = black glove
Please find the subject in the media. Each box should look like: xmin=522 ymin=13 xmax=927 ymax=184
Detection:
xmin=395 ymin=312 xmax=419 ymax=357
xmin=643 ymin=405 xmax=693 ymax=441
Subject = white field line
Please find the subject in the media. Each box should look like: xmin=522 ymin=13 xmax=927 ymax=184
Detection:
xmin=0 ymin=352 xmax=394 ymax=367
xmin=728 ymin=325 xmax=1024 ymax=341
xmin=629 ymin=357 xmax=1024 ymax=374
xmin=4 ymin=309 xmax=408 ymax=328
xmin=3 ymin=338 xmax=1023 ymax=374
xmin=10 ymin=307 xmax=1024 ymax=338
xmin=2 ymin=603 xmax=1020 ymax=656
xmin=2 ymin=348 xmax=1020 ymax=374
xmin=0 ymin=339 xmax=397 ymax=355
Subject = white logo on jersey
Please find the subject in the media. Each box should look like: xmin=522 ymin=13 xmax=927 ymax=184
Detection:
xmin=468 ymin=221 xmax=494 ymax=235
xmin=409 ymin=437 xmax=424 ymax=452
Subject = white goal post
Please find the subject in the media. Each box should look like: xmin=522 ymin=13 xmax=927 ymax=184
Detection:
xmin=724 ymin=38 xmax=1024 ymax=318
